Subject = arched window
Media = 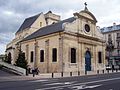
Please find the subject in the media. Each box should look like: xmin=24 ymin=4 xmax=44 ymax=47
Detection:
xmin=52 ymin=48 xmax=57 ymax=62
xmin=98 ymin=51 xmax=102 ymax=63
xmin=40 ymin=50 xmax=44 ymax=62
xmin=8 ymin=52 xmax=12 ymax=64
xmin=71 ymin=48 xmax=76 ymax=63
xmin=40 ymin=22 xmax=42 ymax=27
xmin=30 ymin=51 xmax=34 ymax=62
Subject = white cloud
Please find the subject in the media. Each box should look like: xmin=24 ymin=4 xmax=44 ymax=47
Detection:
xmin=0 ymin=44 xmax=6 ymax=54
xmin=0 ymin=0 xmax=120 ymax=54
xmin=0 ymin=32 xmax=14 ymax=54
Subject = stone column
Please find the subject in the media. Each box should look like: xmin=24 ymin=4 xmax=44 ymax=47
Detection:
xmin=26 ymin=44 xmax=29 ymax=63
xmin=81 ymin=42 xmax=84 ymax=71
xmin=45 ymin=39 xmax=49 ymax=73
xmin=77 ymin=38 xmax=81 ymax=72
xmin=59 ymin=37 xmax=63 ymax=72
xmin=34 ymin=40 xmax=38 ymax=69
xmin=93 ymin=45 xmax=97 ymax=71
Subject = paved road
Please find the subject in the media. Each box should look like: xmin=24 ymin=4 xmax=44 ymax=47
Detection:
xmin=0 ymin=68 xmax=16 ymax=77
xmin=0 ymin=70 xmax=120 ymax=90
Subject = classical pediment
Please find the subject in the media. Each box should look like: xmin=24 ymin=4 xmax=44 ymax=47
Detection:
xmin=74 ymin=9 xmax=97 ymax=23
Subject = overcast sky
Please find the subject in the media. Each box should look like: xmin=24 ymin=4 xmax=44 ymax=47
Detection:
xmin=0 ymin=0 xmax=120 ymax=54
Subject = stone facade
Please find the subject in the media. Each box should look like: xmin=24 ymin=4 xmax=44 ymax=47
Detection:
xmin=6 ymin=6 xmax=106 ymax=73
xmin=101 ymin=23 xmax=120 ymax=66
xmin=6 ymin=11 xmax=60 ymax=64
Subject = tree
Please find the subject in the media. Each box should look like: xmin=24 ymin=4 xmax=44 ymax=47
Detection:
xmin=7 ymin=53 xmax=12 ymax=64
xmin=15 ymin=50 xmax=28 ymax=69
xmin=4 ymin=53 xmax=11 ymax=64
xmin=106 ymin=37 xmax=114 ymax=64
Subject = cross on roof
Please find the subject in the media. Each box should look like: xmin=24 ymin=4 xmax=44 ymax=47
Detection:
xmin=84 ymin=2 xmax=87 ymax=7
xmin=84 ymin=2 xmax=88 ymax=11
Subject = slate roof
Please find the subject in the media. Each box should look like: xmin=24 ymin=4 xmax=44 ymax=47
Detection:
xmin=101 ymin=24 xmax=120 ymax=33
xmin=16 ymin=13 xmax=41 ymax=34
xmin=23 ymin=17 xmax=76 ymax=41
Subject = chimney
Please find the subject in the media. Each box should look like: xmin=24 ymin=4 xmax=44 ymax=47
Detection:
xmin=113 ymin=22 xmax=116 ymax=30
xmin=113 ymin=22 xmax=116 ymax=26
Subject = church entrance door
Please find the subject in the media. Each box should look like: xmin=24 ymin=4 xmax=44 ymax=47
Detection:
xmin=85 ymin=51 xmax=91 ymax=71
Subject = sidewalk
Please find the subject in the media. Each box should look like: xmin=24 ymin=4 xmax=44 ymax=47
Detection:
xmin=0 ymin=70 xmax=119 ymax=82
xmin=26 ymin=69 xmax=120 ymax=79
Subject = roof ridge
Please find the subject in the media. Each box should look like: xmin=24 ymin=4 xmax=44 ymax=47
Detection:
xmin=23 ymin=17 xmax=76 ymax=41
xmin=16 ymin=13 xmax=42 ymax=34
xmin=26 ymin=13 xmax=42 ymax=20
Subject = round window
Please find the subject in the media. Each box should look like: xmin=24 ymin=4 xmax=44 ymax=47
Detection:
xmin=85 ymin=24 xmax=90 ymax=32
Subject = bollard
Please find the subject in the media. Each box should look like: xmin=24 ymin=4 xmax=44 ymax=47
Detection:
xmin=116 ymin=69 xmax=118 ymax=72
xmin=32 ymin=70 xmax=35 ymax=77
xmin=26 ymin=69 xmax=29 ymax=76
xmin=78 ymin=71 xmax=80 ymax=76
xmin=52 ymin=73 xmax=54 ymax=78
xmin=33 ymin=72 xmax=35 ymax=77
xmin=61 ymin=72 xmax=63 ymax=77
xmin=102 ymin=70 xmax=104 ymax=74
xmin=85 ymin=70 xmax=87 ymax=75
xmin=107 ymin=70 xmax=109 ymax=73
xmin=112 ymin=69 xmax=114 ymax=72
xmin=70 ymin=72 xmax=72 ymax=76
xmin=97 ymin=70 xmax=99 ymax=74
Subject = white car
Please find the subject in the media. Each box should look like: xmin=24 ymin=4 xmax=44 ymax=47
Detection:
xmin=106 ymin=65 xmax=112 ymax=70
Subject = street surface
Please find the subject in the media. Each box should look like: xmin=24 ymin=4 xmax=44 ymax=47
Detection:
xmin=0 ymin=69 xmax=120 ymax=90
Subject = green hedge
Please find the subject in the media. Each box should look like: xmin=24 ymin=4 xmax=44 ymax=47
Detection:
xmin=0 ymin=65 xmax=3 ymax=69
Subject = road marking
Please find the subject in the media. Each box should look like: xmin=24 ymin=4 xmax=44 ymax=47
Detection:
xmin=85 ymin=84 xmax=102 ymax=88
xmin=109 ymin=89 xmax=113 ymax=90
xmin=29 ymin=79 xmax=48 ymax=82
xmin=45 ymin=83 xmax=63 ymax=86
xmin=72 ymin=85 xmax=86 ymax=89
xmin=64 ymin=82 xmax=71 ymax=85
xmin=36 ymin=77 xmax=120 ymax=90
xmin=80 ymin=77 xmax=120 ymax=85
xmin=55 ymin=88 xmax=63 ymax=90
xmin=44 ymin=81 xmax=76 ymax=86
xmin=72 ymin=84 xmax=101 ymax=89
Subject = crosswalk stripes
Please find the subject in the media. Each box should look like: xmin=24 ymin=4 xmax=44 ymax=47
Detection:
xmin=29 ymin=79 xmax=48 ymax=82
xmin=71 ymin=84 xmax=102 ymax=89
xmin=34 ymin=79 xmax=102 ymax=90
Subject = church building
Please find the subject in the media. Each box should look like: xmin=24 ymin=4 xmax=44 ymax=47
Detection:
xmin=6 ymin=4 xmax=106 ymax=73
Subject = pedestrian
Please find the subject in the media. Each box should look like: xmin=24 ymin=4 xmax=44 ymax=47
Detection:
xmin=36 ymin=68 xmax=39 ymax=75
xmin=32 ymin=69 xmax=35 ymax=77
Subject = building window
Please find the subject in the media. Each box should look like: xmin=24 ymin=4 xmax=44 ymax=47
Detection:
xmin=71 ymin=48 xmax=76 ymax=63
xmin=23 ymin=52 xmax=25 ymax=58
xmin=108 ymin=34 xmax=111 ymax=38
xmin=117 ymin=50 xmax=120 ymax=55
xmin=117 ymin=33 xmax=119 ymax=37
xmin=108 ymin=34 xmax=112 ymax=42
xmin=98 ymin=52 xmax=102 ymax=63
xmin=40 ymin=50 xmax=44 ymax=62
xmin=40 ymin=22 xmax=42 ymax=27
xmin=52 ymin=48 xmax=57 ymax=62
xmin=31 ymin=51 xmax=34 ymax=62
xmin=52 ymin=22 xmax=55 ymax=24
xmin=117 ymin=42 xmax=120 ymax=47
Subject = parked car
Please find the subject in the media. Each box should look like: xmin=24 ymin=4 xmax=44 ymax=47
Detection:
xmin=106 ymin=65 xmax=112 ymax=70
xmin=114 ymin=65 xmax=119 ymax=70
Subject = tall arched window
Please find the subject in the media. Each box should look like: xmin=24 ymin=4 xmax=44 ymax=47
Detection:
xmin=98 ymin=51 xmax=102 ymax=63
xmin=52 ymin=48 xmax=57 ymax=62
xmin=71 ymin=48 xmax=76 ymax=63
xmin=40 ymin=50 xmax=44 ymax=62
xmin=30 ymin=51 xmax=34 ymax=62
